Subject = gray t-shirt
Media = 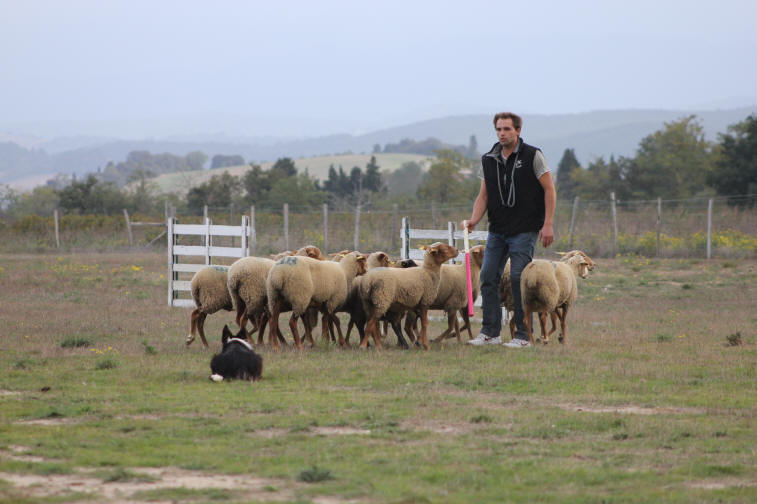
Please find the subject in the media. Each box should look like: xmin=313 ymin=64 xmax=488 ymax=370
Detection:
xmin=477 ymin=147 xmax=550 ymax=180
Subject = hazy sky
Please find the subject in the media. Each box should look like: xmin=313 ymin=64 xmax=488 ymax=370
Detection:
xmin=2 ymin=0 xmax=757 ymax=138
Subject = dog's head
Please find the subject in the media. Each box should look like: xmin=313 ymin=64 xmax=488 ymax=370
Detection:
xmin=221 ymin=324 xmax=249 ymax=350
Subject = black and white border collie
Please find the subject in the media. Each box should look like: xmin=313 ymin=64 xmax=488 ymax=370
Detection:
xmin=209 ymin=325 xmax=263 ymax=382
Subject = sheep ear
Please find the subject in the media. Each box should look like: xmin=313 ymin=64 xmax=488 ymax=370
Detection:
xmin=555 ymin=251 xmax=567 ymax=256
xmin=418 ymin=245 xmax=426 ymax=250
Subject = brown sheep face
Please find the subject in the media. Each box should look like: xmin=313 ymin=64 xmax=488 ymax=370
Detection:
xmin=469 ymin=244 xmax=485 ymax=268
xmin=298 ymin=245 xmax=326 ymax=260
xmin=355 ymin=255 xmax=367 ymax=276
xmin=428 ymin=242 xmax=459 ymax=264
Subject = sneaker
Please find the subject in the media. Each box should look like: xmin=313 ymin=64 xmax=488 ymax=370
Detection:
xmin=503 ymin=338 xmax=531 ymax=348
xmin=467 ymin=333 xmax=502 ymax=346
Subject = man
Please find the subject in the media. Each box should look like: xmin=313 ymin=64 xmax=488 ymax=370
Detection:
xmin=464 ymin=112 xmax=556 ymax=347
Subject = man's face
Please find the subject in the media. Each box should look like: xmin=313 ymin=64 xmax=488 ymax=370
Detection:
xmin=495 ymin=118 xmax=520 ymax=148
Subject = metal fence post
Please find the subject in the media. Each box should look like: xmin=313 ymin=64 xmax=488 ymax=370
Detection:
xmin=656 ymin=197 xmax=662 ymax=257
xmin=568 ymin=196 xmax=579 ymax=249
xmin=354 ymin=202 xmax=361 ymax=251
xmin=323 ymin=203 xmax=329 ymax=253
xmin=250 ymin=205 xmax=256 ymax=256
xmin=706 ymin=198 xmax=713 ymax=259
xmin=283 ymin=203 xmax=289 ymax=250
xmin=123 ymin=209 xmax=133 ymax=247
xmin=54 ymin=208 xmax=60 ymax=249
xmin=610 ymin=192 xmax=618 ymax=257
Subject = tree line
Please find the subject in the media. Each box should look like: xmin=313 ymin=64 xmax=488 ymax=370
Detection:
xmin=556 ymin=114 xmax=757 ymax=203
xmin=2 ymin=114 xmax=755 ymax=219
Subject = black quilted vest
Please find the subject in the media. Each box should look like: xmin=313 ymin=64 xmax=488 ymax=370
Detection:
xmin=480 ymin=138 xmax=545 ymax=236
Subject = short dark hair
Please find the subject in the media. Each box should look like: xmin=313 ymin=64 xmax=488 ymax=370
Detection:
xmin=493 ymin=112 xmax=523 ymax=130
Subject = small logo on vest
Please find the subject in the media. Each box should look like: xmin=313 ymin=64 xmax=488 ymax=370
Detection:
xmin=515 ymin=160 xmax=522 ymax=169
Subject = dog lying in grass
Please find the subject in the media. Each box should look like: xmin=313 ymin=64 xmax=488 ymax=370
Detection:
xmin=209 ymin=325 xmax=263 ymax=382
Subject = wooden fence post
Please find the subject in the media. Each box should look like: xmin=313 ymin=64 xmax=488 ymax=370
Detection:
xmin=322 ymin=203 xmax=328 ymax=253
xmin=656 ymin=197 xmax=662 ymax=257
xmin=706 ymin=198 xmax=713 ymax=259
xmin=568 ymin=196 xmax=579 ymax=249
xmin=610 ymin=192 xmax=618 ymax=257
xmin=54 ymin=208 xmax=60 ymax=249
xmin=431 ymin=202 xmax=437 ymax=229
xmin=250 ymin=206 xmax=256 ymax=256
xmin=354 ymin=202 xmax=361 ymax=251
xmin=123 ymin=209 xmax=133 ymax=247
xmin=283 ymin=203 xmax=289 ymax=251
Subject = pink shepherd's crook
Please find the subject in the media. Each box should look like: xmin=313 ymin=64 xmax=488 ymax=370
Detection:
xmin=464 ymin=220 xmax=474 ymax=317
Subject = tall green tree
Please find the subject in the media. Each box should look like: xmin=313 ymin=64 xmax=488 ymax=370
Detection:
xmin=364 ymin=156 xmax=383 ymax=192
xmin=417 ymin=149 xmax=478 ymax=204
xmin=556 ymin=148 xmax=581 ymax=200
xmin=624 ymin=115 xmax=713 ymax=199
xmin=58 ymin=175 xmax=132 ymax=214
xmin=707 ymin=115 xmax=757 ymax=201
xmin=186 ymin=171 xmax=241 ymax=215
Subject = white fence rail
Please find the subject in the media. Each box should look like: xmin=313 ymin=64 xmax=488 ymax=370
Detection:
xmin=167 ymin=216 xmax=250 ymax=308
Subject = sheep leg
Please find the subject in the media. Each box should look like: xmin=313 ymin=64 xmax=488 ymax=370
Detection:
xmin=345 ymin=319 xmax=355 ymax=343
xmin=320 ymin=312 xmax=331 ymax=345
xmin=289 ymin=314 xmax=304 ymax=350
xmin=459 ymin=309 xmax=473 ymax=340
xmin=432 ymin=312 xmax=454 ymax=343
xmin=524 ymin=307 xmax=535 ymax=345
xmin=538 ymin=312 xmax=549 ymax=344
xmin=381 ymin=320 xmax=389 ymax=338
xmin=196 ymin=312 xmax=209 ymax=348
xmin=389 ymin=318 xmax=410 ymax=349
xmin=558 ymin=305 xmax=569 ymax=344
xmin=360 ymin=318 xmax=375 ymax=348
xmin=548 ymin=311 xmax=559 ymax=339
xmin=187 ymin=308 xmax=200 ymax=346
xmin=452 ymin=312 xmax=462 ymax=343
xmin=330 ymin=314 xmax=347 ymax=347
xmin=257 ymin=314 xmax=268 ymax=345
xmin=419 ymin=307 xmax=431 ymax=350
xmin=268 ymin=303 xmax=282 ymax=350
xmin=403 ymin=313 xmax=416 ymax=344
xmin=509 ymin=317 xmax=516 ymax=341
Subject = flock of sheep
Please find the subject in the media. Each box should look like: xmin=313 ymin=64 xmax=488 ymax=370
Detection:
xmin=186 ymin=243 xmax=595 ymax=350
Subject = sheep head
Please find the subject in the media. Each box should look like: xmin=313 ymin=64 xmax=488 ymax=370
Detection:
xmin=297 ymin=245 xmax=326 ymax=261
xmin=560 ymin=250 xmax=595 ymax=271
xmin=565 ymin=253 xmax=594 ymax=279
xmin=367 ymin=251 xmax=391 ymax=269
xmin=425 ymin=242 xmax=459 ymax=266
xmin=469 ymin=244 xmax=485 ymax=269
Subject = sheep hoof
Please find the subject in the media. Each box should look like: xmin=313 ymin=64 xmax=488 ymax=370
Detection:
xmin=558 ymin=336 xmax=564 ymax=344
xmin=185 ymin=335 xmax=194 ymax=346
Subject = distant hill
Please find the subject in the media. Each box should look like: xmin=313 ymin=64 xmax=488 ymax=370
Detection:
xmin=2 ymin=107 xmax=755 ymax=189
xmin=143 ymin=153 xmax=431 ymax=195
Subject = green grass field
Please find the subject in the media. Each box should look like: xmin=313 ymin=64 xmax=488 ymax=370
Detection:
xmin=146 ymin=153 xmax=431 ymax=195
xmin=1 ymin=252 xmax=755 ymax=503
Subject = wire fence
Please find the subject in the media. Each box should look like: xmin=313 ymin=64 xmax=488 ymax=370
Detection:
xmin=1 ymin=194 xmax=756 ymax=259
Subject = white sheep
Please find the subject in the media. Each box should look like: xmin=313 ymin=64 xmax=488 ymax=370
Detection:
xmin=520 ymin=250 xmax=595 ymax=344
xmin=266 ymin=252 xmax=366 ymax=349
xmin=358 ymin=242 xmax=459 ymax=350
xmin=227 ymin=245 xmax=328 ymax=346
xmin=187 ymin=265 xmax=233 ymax=348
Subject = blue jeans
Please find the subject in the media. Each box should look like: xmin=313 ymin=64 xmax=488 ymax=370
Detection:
xmin=480 ymin=231 xmax=538 ymax=340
